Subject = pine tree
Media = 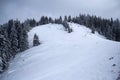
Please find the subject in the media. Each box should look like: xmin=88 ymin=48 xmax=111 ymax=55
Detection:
xmin=0 ymin=34 xmax=10 ymax=73
xmin=39 ymin=16 xmax=49 ymax=25
xmin=64 ymin=16 xmax=68 ymax=21
xmin=15 ymin=21 xmax=28 ymax=52
xmin=62 ymin=21 xmax=72 ymax=33
xmin=29 ymin=18 xmax=36 ymax=27
xmin=33 ymin=34 xmax=40 ymax=46
xmin=9 ymin=22 xmax=18 ymax=54
xmin=20 ymin=24 xmax=29 ymax=51
xmin=68 ymin=16 xmax=72 ymax=22
xmin=48 ymin=17 xmax=54 ymax=23
xmin=59 ymin=16 xmax=62 ymax=24
xmin=0 ymin=56 xmax=3 ymax=73
xmin=23 ymin=19 xmax=31 ymax=31
xmin=7 ymin=19 xmax=14 ymax=38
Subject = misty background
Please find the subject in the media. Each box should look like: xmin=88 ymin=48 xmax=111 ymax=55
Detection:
xmin=0 ymin=0 xmax=120 ymax=24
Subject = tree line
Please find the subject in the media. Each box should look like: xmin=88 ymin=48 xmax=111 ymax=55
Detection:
xmin=20 ymin=14 xmax=120 ymax=41
xmin=0 ymin=14 xmax=120 ymax=73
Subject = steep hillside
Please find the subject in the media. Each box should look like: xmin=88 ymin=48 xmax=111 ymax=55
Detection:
xmin=1 ymin=23 xmax=120 ymax=80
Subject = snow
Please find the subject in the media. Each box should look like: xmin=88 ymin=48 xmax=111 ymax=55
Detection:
xmin=1 ymin=23 xmax=120 ymax=80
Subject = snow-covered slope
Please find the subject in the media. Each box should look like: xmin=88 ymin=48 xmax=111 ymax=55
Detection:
xmin=1 ymin=23 xmax=120 ymax=80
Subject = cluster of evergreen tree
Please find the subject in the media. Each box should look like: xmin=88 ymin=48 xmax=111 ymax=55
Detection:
xmin=0 ymin=13 xmax=120 ymax=73
xmin=35 ymin=16 xmax=72 ymax=33
xmin=29 ymin=14 xmax=120 ymax=41
xmin=0 ymin=20 xmax=29 ymax=73
xmin=70 ymin=14 xmax=120 ymax=41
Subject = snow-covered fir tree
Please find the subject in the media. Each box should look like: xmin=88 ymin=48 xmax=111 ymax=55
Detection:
xmin=33 ymin=34 xmax=40 ymax=46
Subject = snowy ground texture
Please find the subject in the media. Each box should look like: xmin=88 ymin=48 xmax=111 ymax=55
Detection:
xmin=1 ymin=23 xmax=120 ymax=80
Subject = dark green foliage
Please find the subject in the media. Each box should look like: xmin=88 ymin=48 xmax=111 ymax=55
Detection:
xmin=64 ymin=15 xmax=68 ymax=21
xmin=0 ymin=34 xmax=10 ymax=73
xmin=30 ymin=18 xmax=36 ymax=27
xmin=48 ymin=17 xmax=54 ymax=24
xmin=68 ymin=16 xmax=72 ymax=22
xmin=39 ymin=16 xmax=49 ymax=25
xmin=33 ymin=34 xmax=40 ymax=46
xmin=54 ymin=16 xmax=63 ymax=24
xmin=20 ymin=24 xmax=29 ymax=51
xmin=17 ymin=23 xmax=29 ymax=52
xmin=62 ymin=21 xmax=73 ymax=33
xmin=10 ymin=22 xmax=18 ymax=54
xmin=0 ymin=20 xmax=29 ymax=73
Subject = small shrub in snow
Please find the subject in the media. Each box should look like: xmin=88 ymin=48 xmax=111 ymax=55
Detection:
xmin=112 ymin=64 xmax=116 ymax=67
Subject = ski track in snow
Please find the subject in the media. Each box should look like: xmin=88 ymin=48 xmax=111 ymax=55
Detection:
xmin=1 ymin=23 xmax=120 ymax=80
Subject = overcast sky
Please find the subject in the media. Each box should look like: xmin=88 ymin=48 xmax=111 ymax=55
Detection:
xmin=0 ymin=0 xmax=120 ymax=24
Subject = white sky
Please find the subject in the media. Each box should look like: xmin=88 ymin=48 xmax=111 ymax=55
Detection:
xmin=0 ymin=0 xmax=120 ymax=24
